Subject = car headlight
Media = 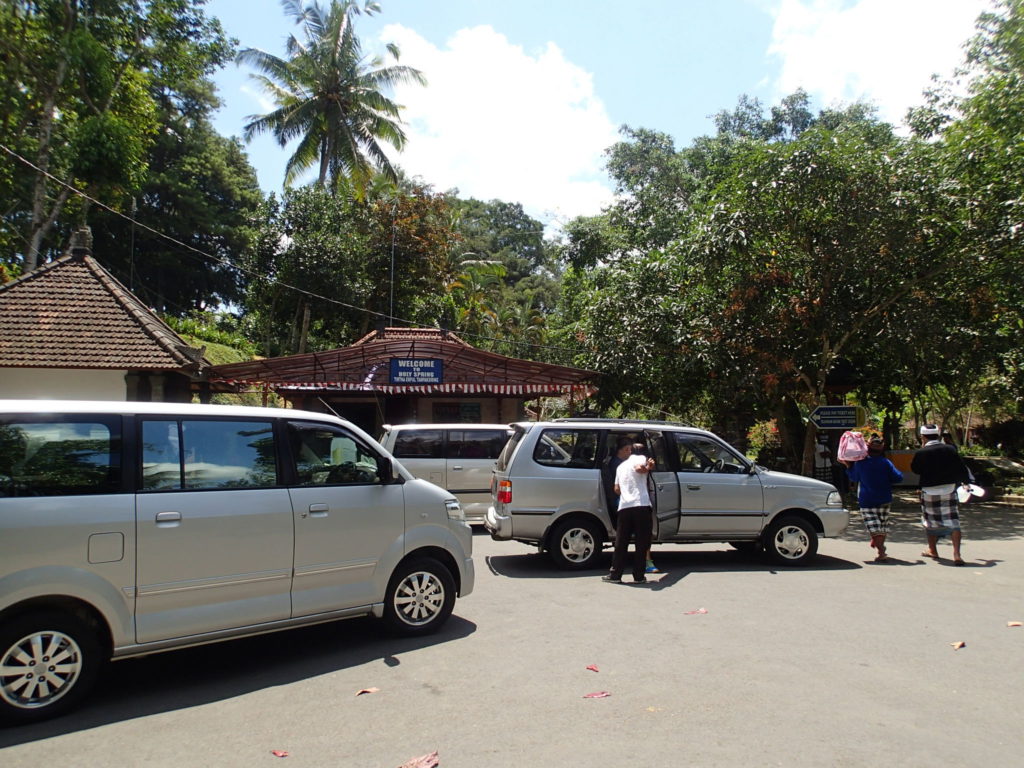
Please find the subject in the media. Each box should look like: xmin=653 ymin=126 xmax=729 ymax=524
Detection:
xmin=445 ymin=499 xmax=465 ymax=521
xmin=827 ymin=491 xmax=843 ymax=506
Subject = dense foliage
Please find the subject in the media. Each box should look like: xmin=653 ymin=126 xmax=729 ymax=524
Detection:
xmin=1 ymin=0 xmax=1021 ymax=460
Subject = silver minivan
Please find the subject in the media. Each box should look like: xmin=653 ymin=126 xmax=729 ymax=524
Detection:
xmin=379 ymin=424 xmax=511 ymax=524
xmin=485 ymin=419 xmax=848 ymax=569
xmin=0 ymin=400 xmax=474 ymax=724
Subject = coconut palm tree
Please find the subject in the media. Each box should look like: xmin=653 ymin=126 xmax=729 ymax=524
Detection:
xmin=238 ymin=0 xmax=425 ymax=193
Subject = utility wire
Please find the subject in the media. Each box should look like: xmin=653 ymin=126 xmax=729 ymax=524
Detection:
xmin=0 ymin=142 xmax=588 ymax=357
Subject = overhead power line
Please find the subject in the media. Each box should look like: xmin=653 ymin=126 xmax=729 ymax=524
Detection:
xmin=0 ymin=142 xmax=587 ymax=357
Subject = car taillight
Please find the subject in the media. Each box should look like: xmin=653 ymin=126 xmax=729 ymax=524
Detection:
xmin=497 ymin=479 xmax=512 ymax=504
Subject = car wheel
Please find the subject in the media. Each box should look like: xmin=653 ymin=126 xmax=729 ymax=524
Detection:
xmin=763 ymin=515 xmax=818 ymax=566
xmin=728 ymin=540 xmax=762 ymax=554
xmin=549 ymin=517 xmax=603 ymax=570
xmin=383 ymin=558 xmax=456 ymax=636
xmin=0 ymin=611 xmax=104 ymax=725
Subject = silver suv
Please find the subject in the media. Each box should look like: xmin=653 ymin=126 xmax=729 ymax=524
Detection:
xmin=0 ymin=400 xmax=474 ymax=724
xmin=485 ymin=419 xmax=847 ymax=569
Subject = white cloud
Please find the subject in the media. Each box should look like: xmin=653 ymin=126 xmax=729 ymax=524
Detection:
xmin=376 ymin=24 xmax=618 ymax=226
xmin=766 ymin=0 xmax=992 ymax=125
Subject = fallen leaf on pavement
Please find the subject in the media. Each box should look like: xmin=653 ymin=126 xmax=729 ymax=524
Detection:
xmin=356 ymin=687 xmax=380 ymax=695
xmin=583 ymin=691 xmax=611 ymax=698
xmin=270 ymin=750 xmax=289 ymax=758
xmin=950 ymin=641 xmax=966 ymax=650
xmin=585 ymin=665 xmax=599 ymax=672
xmin=397 ymin=751 xmax=439 ymax=768
xmin=1008 ymin=621 xmax=1022 ymax=628
xmin=683 ymin=608 xmax=708 ymax=615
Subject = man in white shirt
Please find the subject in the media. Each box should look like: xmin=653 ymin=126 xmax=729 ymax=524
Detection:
xmin=603 ymin=443 xmax=655 ymax=584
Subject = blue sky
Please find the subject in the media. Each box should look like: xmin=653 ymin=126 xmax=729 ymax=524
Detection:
xmin=205 ymin=0 xmax=993 ymax=228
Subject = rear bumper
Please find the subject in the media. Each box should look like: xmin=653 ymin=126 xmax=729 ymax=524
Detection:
xmin=484 ymin=505 xmax=512 ymax=539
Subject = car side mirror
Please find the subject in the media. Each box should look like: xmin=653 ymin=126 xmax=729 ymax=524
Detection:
xmin=380 ymin=458 xmax=403 ymax=484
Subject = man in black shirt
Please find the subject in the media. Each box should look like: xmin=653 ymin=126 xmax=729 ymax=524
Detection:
xmin=911 ymin=424 xmax=971 ymax=565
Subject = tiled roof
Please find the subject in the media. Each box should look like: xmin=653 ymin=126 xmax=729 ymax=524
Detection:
xmin=0 ymin=253 xmax=208 ymax=371
xmin=352 ymin=327 xmax=471 ymax=346
xmin=211 ymin=326 xmax=597 ymax=393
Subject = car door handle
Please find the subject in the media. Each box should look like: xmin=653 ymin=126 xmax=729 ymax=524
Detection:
xmin=451 ymin=465 xmax=463 ymax=471
xmin=306 ymin=503 xmax=329 ymax=518
xmin=687 ymin=485 xmax=702 ymax=491
xmin=155 ymin=511 xmax=181 ymax=526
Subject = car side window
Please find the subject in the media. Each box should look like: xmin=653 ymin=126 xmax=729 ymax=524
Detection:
xmin=533 ymin=429 xmax=600 ymax=469
xmin=141 ymin=419 xmax=278 ymax=490
xmin=674 ymin=434 xmax=746 ymax=474
xmin=449 ymin=429 xmax=508 ymax=460
xmin=391 ymin=429 xmax=443 ymax=459
xmin=0 ymin=417 xmax=120 ymax=497
xmin=288 ymin=421 xmax=383 ymax=486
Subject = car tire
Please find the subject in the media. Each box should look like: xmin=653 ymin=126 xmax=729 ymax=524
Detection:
xmin=728 ymin=540 xmax=763 ymax=554
xmin=0 ymin=610 xmax=104 ymax=725
xmin=382 ymin=558 xmax=456 ymax=636
xmin=763 ymin=515 xmax=818 ymax=566
xmin=548 ymin=517 xmax=604 ymax=570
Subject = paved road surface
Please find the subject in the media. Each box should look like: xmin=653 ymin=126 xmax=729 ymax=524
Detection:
xmin=2 ymin=500 xmax=1022 ymax=767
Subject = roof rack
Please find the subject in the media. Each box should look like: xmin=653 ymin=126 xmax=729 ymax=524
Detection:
xmin=552 ymin=417 xmax=694 ymax=428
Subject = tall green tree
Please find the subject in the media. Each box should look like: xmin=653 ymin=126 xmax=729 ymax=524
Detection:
xmin=0 ymin=0 xmax=232 ymax=271
xmin=242 ymin=181 xmax=455 ymax=355
xmin=238 ymin=0 xmax=425 ymax=193
xmin=89 ymin=98 xmax=264 ymax=314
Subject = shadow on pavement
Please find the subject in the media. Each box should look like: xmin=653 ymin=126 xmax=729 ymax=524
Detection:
xmin=486 ymin=547 xmax=861 ymax=584
xmin=0 ymin=615 xmax=476 ymax=747
xmin=838 ymin=500 xmax=1024 ymax=545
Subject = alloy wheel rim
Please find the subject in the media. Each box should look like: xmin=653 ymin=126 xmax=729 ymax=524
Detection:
xmin=0 ymin=630 xmax=83 ymax=710
xmin=393 ymin=571 xmax=445 ymax=626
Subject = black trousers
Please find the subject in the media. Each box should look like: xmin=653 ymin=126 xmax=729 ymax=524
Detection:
xmin=609 ymin=505 xmax=653 ymax=580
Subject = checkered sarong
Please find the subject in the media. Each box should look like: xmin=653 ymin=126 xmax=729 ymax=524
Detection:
xmin=920 ymin=490 xmax=960 ymax=534
xmin=859 ymin=504 xmax=891 ymax=535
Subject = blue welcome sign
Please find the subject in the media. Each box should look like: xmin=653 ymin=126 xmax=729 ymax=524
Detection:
xmin=389 ymin=358 xmax=443 ymax=384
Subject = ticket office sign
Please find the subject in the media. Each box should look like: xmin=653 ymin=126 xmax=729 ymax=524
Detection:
xmin=389 ymin=358 xmax=443 ymax=384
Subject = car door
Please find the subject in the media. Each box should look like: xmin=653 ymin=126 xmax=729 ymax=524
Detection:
xmin=645 ymin=430 xmax=682 ymax=540
xmin=446 ymin=428 xmax=508 ymax=517
xmin=672 ymin=433 xmax=765 ymax=537
xmin=286 ymin=420 xmax=405 ymax=617
xmin=135 ymin=418 xmax=293 ymax=644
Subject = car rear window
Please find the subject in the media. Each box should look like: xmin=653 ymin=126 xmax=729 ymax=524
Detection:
xmin=533 ymin=428 xmax=600 ymax=469
xmin=495 ymin=425 xmax=526 ymax=471
xmin=449 ymin=429 xmax=509 ymax=460
xmin=0 ymin=416 xmax=121 ymax=497
xmin=391 ymin=429 xmax=443 ymax=459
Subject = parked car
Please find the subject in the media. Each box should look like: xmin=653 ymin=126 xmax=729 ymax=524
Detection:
xmin=379 ymin=423 xmax=512 ymax=524
xmin=485 ymin=419 xmax=848 ymax=569
xmin=0 ymin=400 xmax=474 ymax=724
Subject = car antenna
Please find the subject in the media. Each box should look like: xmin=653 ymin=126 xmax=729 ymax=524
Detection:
xmin=317 ymin=398 xmax=342 ymax=418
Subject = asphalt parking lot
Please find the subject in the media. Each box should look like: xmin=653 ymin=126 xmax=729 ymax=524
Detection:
xmin=2 ymin=500 xmax=1023 ymax=767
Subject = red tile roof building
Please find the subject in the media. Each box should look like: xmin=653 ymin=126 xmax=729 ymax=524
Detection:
xmin=0 ymin=239 xmax=209 ymax=401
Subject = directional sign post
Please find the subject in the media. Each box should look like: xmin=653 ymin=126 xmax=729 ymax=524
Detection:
xmin=808 ymin=405 xmax=867 ymax=430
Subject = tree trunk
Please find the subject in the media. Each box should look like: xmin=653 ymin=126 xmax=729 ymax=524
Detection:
xmin=289 ymin=300 xmax=304 ymax=353
xmin=24 ymin=6 xmax=74 ymax=271
xmin=298 ymin=302 xmax=312 ymax=354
